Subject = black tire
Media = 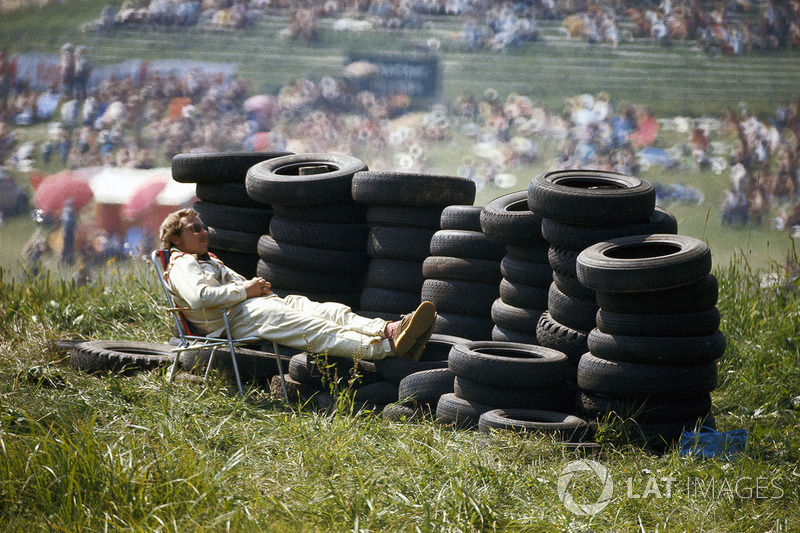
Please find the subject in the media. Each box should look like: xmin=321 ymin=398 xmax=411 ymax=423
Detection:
xmin=576 ymin=352 xmax=718 ymax=399
xmin=586 ymin=329 xmax=727 ymax=365
xmin=365 ymin=205 xmax=443 ymax=229
xmin=71 ymin=340 xmax=173 ymax=373
xmin=352 ymin=171 xmax=476 ymax=207
xmin=548 ymin=246 xmax=580 ymax=279
xmin=352 ymin=380 xmax=400 ymax=406
xmin=208 ymin=227 xmax=261 ymax=255
xmin=578 ymin=391 xmax=712 ymax=423
xmin=382 ymin=403 xmax=428 ymax=422
xmin=429 ymin=230 xmax=506 ymax=261
xmin=172 ymin=151 xmax=292 ymax=183
xmin=256 ymin=260 xmax=365 ymax=293
xmin=435 ymin=392 xmax=494 ymax=428
xmin=547 ymin=283 xmax=599 ymax=332
xmin=367 ymin=225 xmax=437 ymax=260
xmin=596 ymin=308 xmax=721 ymax=337
xmin=196 ymin=182 xmax=268 ymax=207
xmin=576 ymin=234 xmax=712 ymax=293
xmin=527 ymin=170 xmax=655 ymax=225
xmin=271 ymin=201 xmax=367 ymax=223
xmin=246 ymin=153 xmax=367 ymax=206
xmin=372 ymin=334 xmax=460 ymax=382
xmin=440 ymin=205 xmax=483 ymax=231
xmin=478 ymin=409 xmax=590 ymax=440
xmin=448 ymin=341 xmax=568 ymax=388
xmin=535 ymin=311 xmax=589 ymax=363
xmin=594 ymin=274 xmax=719 ymax=314
xmin=454 ymin=376 xmax=574 ymax=411
xmin=288 ymin=353 xmax=379 ymax=388
xmin=367 ymin=258 xmax=426 ymax=292
xmin=209 ymin=250 xmax=259 ymax=279
xmin=269 ymin=216 xmax=370 ymax=252
xmin=434 ymin=312 xmax=495 ymax=340
xmin=359 ymin=287 xmax=421 ymax=315
xmin=491 ymin=325 xmax=540 ymax=345
xmin=374 ymin=358 xmax=449 ymax=383
xmin=422 ymin=278 xmax=498 ymax=316
xmin=541 ymin=206 xmax=678 ymax=251
xmin=499 ymin=278 xmax=549 ymax=309
xmin=422 ymin=256 xmax=502 ymax=284
xmin=398 ymin=368 xmax=455 ymax=406
xmin=500 ymin=255 xmax=553 ymax=287
xmin=491 ymin=299 xmax=545 ymax=333
xmin=194 ymin=201 xmax=273 ymax=234
xmin=480 ymin=190 xmax=546 ymax=245
xmin=257 ymin=235 xmax=370 ymax=275
xmin=506 ymin=244 xmax=550 ymax=263
xmin=552 ymin=269 xmax=596 ymax=300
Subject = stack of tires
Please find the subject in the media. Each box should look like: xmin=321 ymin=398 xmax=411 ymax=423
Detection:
xmin=435 ymin=341 xmax=575 ymax=429
xmin=527 ymin=170 xmax=677 ymax=377
xmin=171 ymin=151 xmax=291 ymax=278
xmin=351 ymin=171 xmax=477 ymax=320
xmin=480 ymin=191 xmax=551 ymax=346
xmin=246 ymin=153 xmax=370 ymax=308
xmin=575 ymin=234 xmax=724 ymax=449
xmin=380 ymin=334 xmax=465 ymax=422
xmin=421 ymin=205 xmax=505 ymax=340
xmin=280 ymin=334 xmax=462 ymax=416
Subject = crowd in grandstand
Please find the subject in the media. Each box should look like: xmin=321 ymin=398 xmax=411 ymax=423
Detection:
xmin=97 ymin=0 xmax=800 ymax=54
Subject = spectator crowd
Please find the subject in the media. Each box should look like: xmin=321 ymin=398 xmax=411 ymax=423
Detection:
xmin=95 ymin=0 xmax=800 ymax=55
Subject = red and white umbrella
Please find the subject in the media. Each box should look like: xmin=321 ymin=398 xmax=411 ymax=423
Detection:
xmin=121 ymin=172 xmax=170 ymax=220
xmin=33 ymin=168 xmax=98 ymax=216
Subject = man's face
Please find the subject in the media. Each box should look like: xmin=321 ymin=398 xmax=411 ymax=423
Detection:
xmin=171 ymin=216 xmax=209 ymax=255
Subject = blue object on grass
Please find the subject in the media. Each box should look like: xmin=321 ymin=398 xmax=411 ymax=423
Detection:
xmin=638 ymin=147 xmax=679 ymax=168
xmin=679 ymin=427 xmax=748 ymax=460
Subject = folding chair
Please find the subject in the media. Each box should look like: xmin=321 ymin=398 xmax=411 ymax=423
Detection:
xmin=150 ymin=249 xmax=290 ymax=402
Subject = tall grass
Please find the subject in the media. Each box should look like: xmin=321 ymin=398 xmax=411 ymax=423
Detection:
xmin=0 ymin=255 xmax=798 ymax=531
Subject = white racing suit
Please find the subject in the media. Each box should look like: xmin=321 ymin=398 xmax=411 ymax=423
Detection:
xmin=164 ymin=249 xmax=393 ymax=359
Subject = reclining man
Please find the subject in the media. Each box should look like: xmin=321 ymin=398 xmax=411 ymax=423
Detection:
xmin=158 ymin=208 xmax=436 ymax=361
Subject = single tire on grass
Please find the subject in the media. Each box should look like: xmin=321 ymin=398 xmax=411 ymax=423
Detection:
xmin=478 ymin=408 xmax=591 ymax=440
xmin=71 ymin=341 xmax=173 ymax=373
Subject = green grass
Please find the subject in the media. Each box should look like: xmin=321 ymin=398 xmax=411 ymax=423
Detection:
xmin=0 ymin=255 xmax=798 ymax=531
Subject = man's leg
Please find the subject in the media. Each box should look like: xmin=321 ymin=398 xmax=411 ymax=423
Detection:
xmin=230 ymin=296 xmax=393 ymax=360
xmin=279 ymin=294 xmax=388 ymax=337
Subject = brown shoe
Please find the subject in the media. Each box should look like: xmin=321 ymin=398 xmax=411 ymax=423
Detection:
xmin=392 ymin=301 xmax=436 ymax=357
xmin=400 ymin=319 xmax=436 ymax=362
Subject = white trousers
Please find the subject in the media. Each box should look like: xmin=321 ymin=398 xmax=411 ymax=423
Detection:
xmin=229 ymin=294 xmax=393 ymax=360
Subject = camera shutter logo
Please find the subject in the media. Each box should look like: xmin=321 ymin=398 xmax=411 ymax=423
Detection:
xmin=557 ymin=459 xmax=614 ymax=516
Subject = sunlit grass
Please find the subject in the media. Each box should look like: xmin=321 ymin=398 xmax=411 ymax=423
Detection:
xmin=0 ymin=255 xmax=798 ymax=530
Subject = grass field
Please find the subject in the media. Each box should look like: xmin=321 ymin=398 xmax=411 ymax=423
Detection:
xmin=0 ymin=251 xmax=798 ymax=531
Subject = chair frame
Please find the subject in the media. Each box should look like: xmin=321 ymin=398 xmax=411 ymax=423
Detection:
xmin=150 ymin=249 xmax=290 ymax=402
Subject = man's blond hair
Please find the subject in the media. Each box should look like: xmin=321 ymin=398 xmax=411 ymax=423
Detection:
xmin=159 ymin=208 xmax=198 ymax=249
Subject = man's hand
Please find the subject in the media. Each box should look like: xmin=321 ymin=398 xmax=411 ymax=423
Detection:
xmin=244 ymin=277 xmax=272 ymax=298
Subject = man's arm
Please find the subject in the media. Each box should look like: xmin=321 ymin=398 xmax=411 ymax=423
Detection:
xmin=169 ymin=255 xmax=248 ymax=310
